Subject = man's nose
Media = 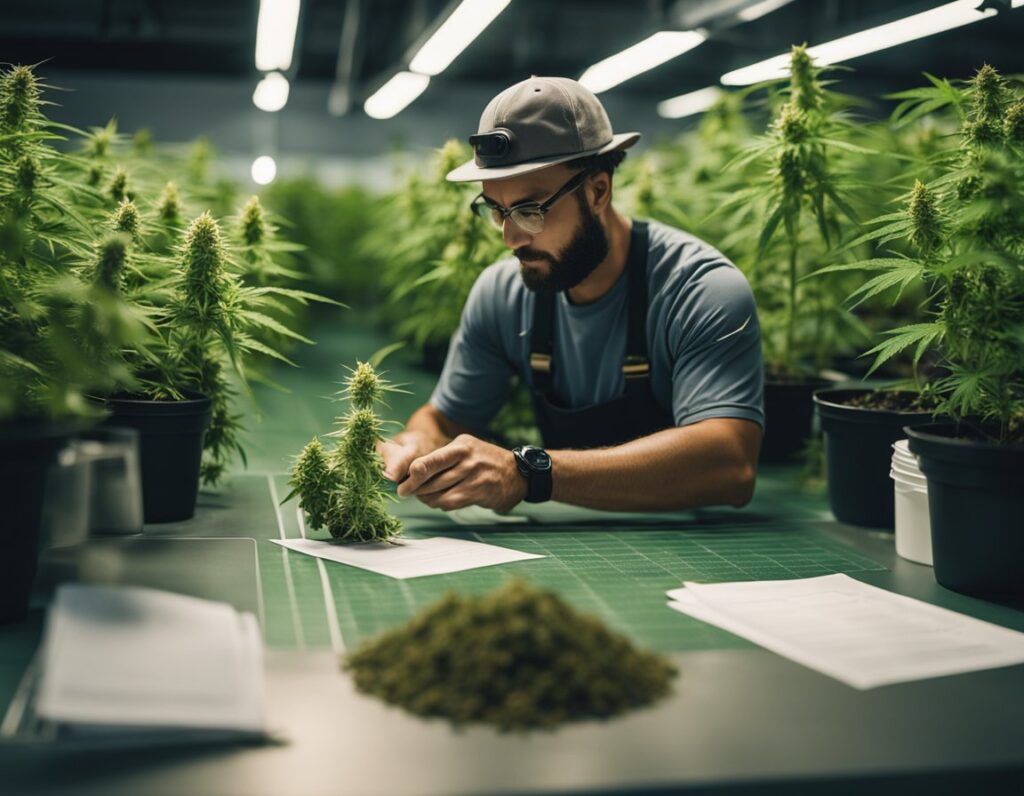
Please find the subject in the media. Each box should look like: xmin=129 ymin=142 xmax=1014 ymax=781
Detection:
xmin=502 ymin=216 xmax=531 ymax=250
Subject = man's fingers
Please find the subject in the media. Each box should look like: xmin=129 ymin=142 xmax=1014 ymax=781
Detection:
xmin=378 ymin=439 xmax=417 ymax=482
xmin=405 ymin=463 xmax=469 ymax=497
xmin=401 ymin=442 xmax=464 ymax=493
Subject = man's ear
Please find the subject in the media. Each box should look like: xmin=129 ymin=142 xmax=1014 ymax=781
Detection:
xmin=587 ymin=171 xmax=612 ymax=213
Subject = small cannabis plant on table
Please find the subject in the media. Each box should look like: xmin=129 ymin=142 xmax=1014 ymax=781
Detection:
xmin=286 ymin=358 xmax=405 ymax=543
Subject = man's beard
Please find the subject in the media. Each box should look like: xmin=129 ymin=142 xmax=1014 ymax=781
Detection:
xmin=515 ymin=199 xmax=609 ymax=293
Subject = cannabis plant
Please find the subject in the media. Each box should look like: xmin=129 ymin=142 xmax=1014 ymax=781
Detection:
xmin=816 ymin=65 xmax=1024 ymax=443
xmin=0 ymin=65 xmax=141 ymax=420
xmin=286 ymin=358 xmax=404 ymax=542
xmin=721 ymin=45 xmax=871 ymax=378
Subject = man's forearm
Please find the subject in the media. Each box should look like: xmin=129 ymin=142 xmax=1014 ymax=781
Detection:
xmin=549 ymin=419 xmax=760 ymax=512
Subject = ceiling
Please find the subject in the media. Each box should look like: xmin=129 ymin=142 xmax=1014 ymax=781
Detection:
xmin=3 ymin=0 xmax=1024 ymax=107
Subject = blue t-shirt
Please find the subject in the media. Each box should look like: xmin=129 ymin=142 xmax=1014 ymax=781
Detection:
xmin=429 ymin=220 xmax=765 ymax=436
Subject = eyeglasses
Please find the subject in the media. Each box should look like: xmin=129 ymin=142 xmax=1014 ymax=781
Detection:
xmin=470 ymin=170 xmax=590 ymax=235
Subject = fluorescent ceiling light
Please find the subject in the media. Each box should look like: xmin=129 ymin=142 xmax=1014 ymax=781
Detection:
xmin=722 ymin=0 xmax=1003 ymax=85
xmin=737 ymin=0 xmax=794 ymax=23
xmin=251 ymin=156 xmax=277 ymax=185
xmin=409 ymin=0 xmax=511 ymax=76
xmin=658 ymin=86 xmax=723 ymax=119
xmin=364 ymin=71 xmax=431 ymax=120
xmin=579 ymin=31 xmax=706 ymax=94
xmin=252 ymin=72 xmax=290 ymax=112
xmin=255 ymin=0 xmax=301 ymax=72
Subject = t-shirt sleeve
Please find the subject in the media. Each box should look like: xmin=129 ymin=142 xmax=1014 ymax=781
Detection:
xmin=429 ymin=265 xmax=516 ymax=432
xmin=666 ymin=262 xmax=765 ymax=429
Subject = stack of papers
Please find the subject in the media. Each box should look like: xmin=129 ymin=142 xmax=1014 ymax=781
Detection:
xmin=667 ymin=574 xmax=1024 ymax=688
xmin=20 ymin=584 xmax=265 ymax=744
xmin=270 ymin=535 xmax=543 ymax=578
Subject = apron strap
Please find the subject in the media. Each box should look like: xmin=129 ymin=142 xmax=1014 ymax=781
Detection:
xmin=529 ymin=219 xmax=651 ymax=395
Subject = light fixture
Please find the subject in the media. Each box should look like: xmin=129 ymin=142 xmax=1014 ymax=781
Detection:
xmin=722 ymin=0 xmax=1004 ymax=86
xmin=252 ymin=72 xmax=290 ymax=112
xmin=251 ymin=155 xmax=278 ymax=185
xmin=736 ymin=0 xmax=794 ymax=23
xmin=255 ymin=0 xmax=301 ymax=72
xmin=364 ymin=71 xmax=431 ymax=120
xmin=579 ymin=30 xmax=706 ymax=94
xmin=409 ymin=0 xmax=511 ymax=76
xmin=657 ymin=86 xmax=723 ymax=119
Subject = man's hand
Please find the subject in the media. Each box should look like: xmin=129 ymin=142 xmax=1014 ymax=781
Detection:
xmin=396 ymin=434 xmax=527 ymax=513
xmin=377 ymin=436 xmax=423 ymax=484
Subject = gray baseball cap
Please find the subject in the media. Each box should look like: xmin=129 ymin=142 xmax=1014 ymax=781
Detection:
xmin=445 ymin=76 xmax=640 ymax=183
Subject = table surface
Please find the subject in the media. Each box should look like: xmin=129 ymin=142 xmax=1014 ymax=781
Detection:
xmin=2 ymin=313 xmax=1023 ymax=795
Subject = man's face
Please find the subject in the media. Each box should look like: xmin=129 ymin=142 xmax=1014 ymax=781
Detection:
xmin=481 ymin=164 xmax=609 ymax=293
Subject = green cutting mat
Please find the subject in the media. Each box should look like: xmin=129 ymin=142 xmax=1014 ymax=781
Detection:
xmin=257 ymin=474 xmax=885 ymax=653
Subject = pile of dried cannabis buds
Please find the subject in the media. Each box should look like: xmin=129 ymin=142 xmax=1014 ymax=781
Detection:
xmin=344 ymin=579 xmax=677 ymax=731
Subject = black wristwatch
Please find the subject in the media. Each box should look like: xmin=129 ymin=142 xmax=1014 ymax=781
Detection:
xmin=512 ymin=445 xmax=553 ymax=503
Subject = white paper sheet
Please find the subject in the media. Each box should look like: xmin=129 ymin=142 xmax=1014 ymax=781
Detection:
xmin=269 ymin=536 xmax=543 ymax=578
xmin=666 ymin=574 xmax=1024 ymax=689
xmin=36 ymin=584 xmax=265 ymax=733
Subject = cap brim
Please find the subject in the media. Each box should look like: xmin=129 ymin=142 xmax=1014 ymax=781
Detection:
xmin=445 ymin=132 xmax=641 ymax=182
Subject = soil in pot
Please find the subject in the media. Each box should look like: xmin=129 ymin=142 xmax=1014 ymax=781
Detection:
xmin=101 ymin=391 xmax=212 ymax=524
xmin=0 ymin=422 xmax=74 ymax=624
xmin=814 ymin=388 xmax=937 ymax=529
xmin=907 ymin=422 xmax=1024 ymax=599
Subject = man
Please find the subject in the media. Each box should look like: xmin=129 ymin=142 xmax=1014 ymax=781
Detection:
xmin=378 ymin=76 xmax=764 ymax=514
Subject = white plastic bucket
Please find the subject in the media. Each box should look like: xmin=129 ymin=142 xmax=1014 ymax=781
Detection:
xmin=890 ymin=440 xmax=932 ymax=566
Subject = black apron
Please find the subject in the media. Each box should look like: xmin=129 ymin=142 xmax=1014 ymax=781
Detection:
xmin=528 ymin=220 xmax=675 ymax=449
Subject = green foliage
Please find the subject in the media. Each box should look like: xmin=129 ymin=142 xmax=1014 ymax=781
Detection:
xmin=286 ymin=359 xmax=404 ymax=542
xmin=0 ymin=64 xmax=143 ymax=421
xmin=260 ymin=177 xmax=385 ymax=303
xmin=344 ymin=578 xmax=677 ymax=732
xmin=816 ymin=65 xmax=1024 ymax=442
xmin=720 ymin=45 xmax=873 ymax=377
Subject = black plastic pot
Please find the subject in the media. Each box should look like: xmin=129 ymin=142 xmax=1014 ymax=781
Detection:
xmin=760 ymin=378 xmax=832 ymax=463
xmin=0 ymin=422 xmax=73 ymax=624
xmin=102 ymin=391 xmax=211 ymax=523
xmin=906 ymin=423 xmax=1024 ymax=598
xmin=814 ymin=388 xmax=935 ymax=530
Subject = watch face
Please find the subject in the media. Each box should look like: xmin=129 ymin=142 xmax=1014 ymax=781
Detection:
xmin=523 ymin=447 xmax=551 ymax=470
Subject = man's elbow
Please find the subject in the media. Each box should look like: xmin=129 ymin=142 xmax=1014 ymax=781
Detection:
xmin=727 ymin=461 xmax=757 ymax=508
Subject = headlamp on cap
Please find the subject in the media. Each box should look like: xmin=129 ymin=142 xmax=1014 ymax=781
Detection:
xmin=469 ymin=128 xmax=516 ymax=165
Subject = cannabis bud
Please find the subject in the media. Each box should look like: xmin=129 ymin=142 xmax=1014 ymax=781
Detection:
xmin=14 ymin=155 xmax=38 ymax=194
xmin=788 ymin=44 xmax=822 ymax=113
xmin=111 ymin=198 xmax=142 ymax=240
xmin=93 ymin=233 xmax=131 ymax=292
xmin=108 ymin=167 xmax=129 ymax=204
xmin=908 ymin=180 xmax=943 ymax=254
xmin=0 ymin=65 xmax=41 ymax=133
xmin=156 ymin=181 xmax=182 ymax=225
xmin=291 ymin=438 xmax=338 ymax=530
xmin=1004 ymin=101 xmax=1024 ymax=146
xmin=239 ymin=195 xmax=266 ymax=246
xmin=437 ymin=139 xmax=467 ymax=184
xmin=181 ymin=211 xmax=231 ymax=323
xmin=132 ymin=127 xmax=153 ymax=156
xmin=775 ymin=103 xmax=811 ymax=145
xmin=776 ymin=147 xmax=805 ymax=193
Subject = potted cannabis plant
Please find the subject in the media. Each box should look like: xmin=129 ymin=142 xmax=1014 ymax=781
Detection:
xmin=807 ymin=74 xmax=971 ymax=528
xmin=900 ymin=66 xmax=1023 ymax=597
xmin=0 ymin=65 xmax=143 ymax=621
xmin=817 ymin=65 xmax=1024 ymax=592
xmin=286 ymin=356 xmax=404 ymax=543
xmin=98 ymin=204 xmax=334 ymax=522
xmin=722 ymin=46 xmax=872 ymax=462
